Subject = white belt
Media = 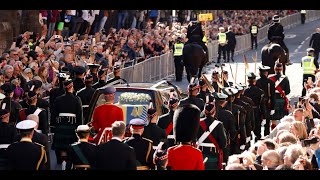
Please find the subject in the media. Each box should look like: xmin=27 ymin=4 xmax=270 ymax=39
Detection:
xmin=59 ymin=113 xmax=76 ymax=117
xmin=240 ymin=145 xmax=246 ymax=150
xmin=153 ymin=146 xmax=158 ymax=150
xmin=275 ymin=90 xmax=283 ymax=94
xmin=0 ymin=144 xmax=10 ymax=149
xmin=82 ymin=105 xmax=89 ymax=108
xmin=167 ymin=135 xmax=174 ymax=139
xmin=246 ymin=137 xmax=251 ymax=143
xmin=199 ymin=142 xmax=216 ymax=148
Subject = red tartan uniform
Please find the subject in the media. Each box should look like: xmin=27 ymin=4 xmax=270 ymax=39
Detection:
xmin=167 ymin=144 xmax=205 ymax=170
xmin=92 ymin=104 xmax=124 ymax=142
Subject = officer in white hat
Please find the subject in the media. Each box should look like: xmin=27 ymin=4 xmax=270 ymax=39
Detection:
xmin=6 ymin=120 xmax=47 ymax=170
xmin=301 ymin=47 xmax=319 ymax=96
xmin=217 ymin=27 xmax=227 ymax=63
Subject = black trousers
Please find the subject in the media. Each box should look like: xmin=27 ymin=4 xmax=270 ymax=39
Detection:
xmin=217 ymin=45 xmax=227 ymax=63
xmin=301 ymin=14 xmax=306 ymax=24
xmin=277 ymin=40 xmax=289 ymax=62
xmin=251 ymin=35 xmax=258 ymax=49
xmin=226 ymin=45 xmax=235 ymax=61
xmin=302 ymin=74 xmax=315 ymax=96
xmin=253 ymin=108 xmax=262 ymax=141
xmin=174 ymin=56 xmax=184 ymax=81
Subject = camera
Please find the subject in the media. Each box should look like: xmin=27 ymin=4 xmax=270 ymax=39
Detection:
xmin=54 ymin=35 xmax=60 ymax=39
xmin=301 ymin=137 xmax=320 ymax=147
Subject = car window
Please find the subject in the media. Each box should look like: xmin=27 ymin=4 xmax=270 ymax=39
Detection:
xmin=159 ymin=88 xmax=179 ymax=105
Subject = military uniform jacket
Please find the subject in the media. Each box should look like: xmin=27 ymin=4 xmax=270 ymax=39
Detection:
xmin=268 ymin=23 xmax=285 ymax=41
xmin=92 ymin=80 xmax=107 ymax=89
xmin=91 ymin=73 xmax=98 ymax=84
xmin=197 ymin=116 xmax=227 ymax=150
xmin=7 ymin=140 xmax=47 ymax=170
xmin=158 ymin=111 xmax=174 ymax=135
xmin=0 ymin=122 xmax=17 ymax=144
xmin=226 ymin=102 xmax=247 ymax=145
xmin=73 ymin=78 xmax=85 ymax=93
xmin=244 ymin=85 xmax=265 ymax=110
xmin=66 ymin=141 xmax=96 ymax=170
xmin=49 ymin=86 xmax=65 ymax=109
xmin=216 ymin=105 xmax=236 ymax=142
xmin=234 ymin=98 xmax=253 ymax=136
xmin=179 ymin=95 xmax=205 ymax=112
xmin=77 ymin=86 xmax=96 ymax=106
xmin=25 ymin=105 xmax=48 ymax=135
xmin=106 ymin=76 xmax=121 ymax=85
xmin=142 ymin=123 xmax=167 ymax=146
xmin=197 ymin=90 xmax=214 ymax=103
xmin=211 ymin=81 xmax=219 ymax=92
xmin=256 ymin=76 xmax=275 ymax=110
xmin=1 ymin=97 xmax=22 ymax=124
xmin=96 ymin=139 xmax=137 ymax=170
xmin=268 ymin=74 xmax=291 ymax=96
xmin=125 ymin=134 xmax=154 ymax=168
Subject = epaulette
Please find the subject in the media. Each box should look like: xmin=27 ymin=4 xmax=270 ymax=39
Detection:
xmin=142 ymin=137 xmax=153 ymax=144
xmin=34 ymin=142 xmax=44 ymax=147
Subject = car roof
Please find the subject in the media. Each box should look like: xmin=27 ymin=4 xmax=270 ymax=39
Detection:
xmin=113 ymin=82 xmax=176 ymax=91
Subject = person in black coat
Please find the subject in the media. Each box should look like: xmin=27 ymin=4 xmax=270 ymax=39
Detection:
xmin=96 ymin=121 xmax=136 ymax=170
xmin=23 ymin=80 xmax=50 ymax=109
xmin=0 ymin=109 xmax=17 ymax=144
xmin=7 ymin=120 xmax=47 ymax=170
xmin=106 ymin=65 xmax=121 ymax=85
xmin=0 ymin=83 xmax=21 ymax=124
xmin=88 ymin=64 xmax=100 ymax=84
xmin=49 ymin=70 xmax=68 ymax=110
xmin=197 ymin=79 xmax=214 ymax=103
xmin=256 ymin=66 xmax=275 ymax=136
xmin=211 ymin=70 xmax=220 ymax=92
xmin=142 ymin=101 xmax=166 ymax=146
xmin=66 ymin=125 xmax=96 ymax=170
xmin=179 ymin=79 xmax=205 ymax=112
xmin=72 ymin=66 xmax=85 ymax=93
xmin=125 ymin=118 xmax=154 ymax=170
xmin=226 ymin=26 xmax=237 ymax=62
xmin=76 ymin=74 xmax=95 ymax=122
xmin=92 ymin=69 xmax=107 ymax=89
xmin=309 ymin=28 xmax=320 ymax=61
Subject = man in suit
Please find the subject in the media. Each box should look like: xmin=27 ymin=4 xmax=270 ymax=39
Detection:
xmin=96 ymin=121 xmax=136 ymax=170
xmin=226 ymin=26 xmax=236 ymax=62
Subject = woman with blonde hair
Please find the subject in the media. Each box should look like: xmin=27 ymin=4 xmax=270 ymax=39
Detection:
xmin=289 ymin=121 xmax=308 ymax=141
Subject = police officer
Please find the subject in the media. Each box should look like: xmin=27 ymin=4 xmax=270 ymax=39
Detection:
xmin=7 ymin=120 xmax=47 ymax=170
xmin=256 ymin=65 xmax=275 ymax=136
xmin=87 ymin=64 xmax=100 ymax=84
xmin=301 ymin=48 xmax=319 ymax=96
xmin=197 ymin=78 xmax=214 ymax=103
xmin=226 ymin=26 xmax=236 ymax=62
xmin=106 ymin=65 xmax=121 ymax=85
xmin=66 ymin=125 xmax=96 ymax=170
xmin=221 ymin=87 xmax=247 ymax=154
xmin=51 ymin=80 xmax=83 ymax=167
xmin=217 ymin=27 xmax=227 ymax=63
xmin=214 ymin=92 xmax=236 ymax=162
xmin=268 ymin=15 xmax=290 ymax=65
xmin=158 ymin=96 xmax=179 ymax=147
xmin=268 ymin=62 xmax=291 ymax=130
xmin=197 ymin=100 xmax=227 ymax=170
xmin=309 ymin=28 xmax=320 ymax=61
xmin=142 ymin=101 xmax=166 ymax=146
xmin=173 ymin=36 xmax=184 ymax=82
xmin=77 ymin=74 xmax=95 ymax=123
xmin=186 ymin=19 xmax=208 ymax=59
xmin=92 ymin=68 xmax=107 ymax=89
xmin=125 ymin=118 xmax=155 ymax=170
xmin=249 ymin=21 xmax=259 ymax=50
xmin=301 ymin=10 xmax=307 ymax=24
xmin=179 ymin=78 xmax=205 ymax=112
xmin=72 ymin=66 xmax=86 ymax=93
xmin=244 ymin=72 xmax=265 ymax=142
xmin=0 ymin=83 xmax=21 ymax=124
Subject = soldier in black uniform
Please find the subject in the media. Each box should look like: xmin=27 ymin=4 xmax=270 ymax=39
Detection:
xmin=179 ymin=78 xmax=205 ymax=112
xmin=158 ymin=96 xmax=179 ymax=147
xmin=72 ymin=66 xmax=86 ymax=93
xmin=256 ymin=66 xmax=275 ymax=136
xmin=24 ymin=80 xmax=50 ymax=109
xmin=244 ymin=72 xmax=265 ymax=142
xmin=87 ymin=64 xmax=100 ymax=84
xmin=0 ymin=109 xmax=17 ymax=144
xmin=0 ymin=83 xmax=21 ymax=125
xmin=125 ymin=118 xmax=155 ymax=170
xmin=142 ymin=101 xmax=166 ymax=146
xmin=24 ymin=91 xmax=48 ymax=135
xmin=197 ymin=78 xmax=214 ymax=103
xmin=92 ymin=69 xmax=107 ymax=89
xmin=186 ymin=20 xmax=208 ymax=60
xmin=106 ymin=65 xmax=121 ymax=85
xmin=51 ymin=80 xmax=83 ymax=167
xmin=222 ymin=70 xmax=233 ymax=87
xmin=66 ymin=125 xmax=96 ymax=170
xmin=268 ymin=15 xmax=290 ymax=64
xmin=211 ymin=70 xmax=220 ymax=92
xmin=77 ymin=74 xmax=95 ymax=123
xmin=7 ymin=120 xmax=47 ymax=170
xmin=214 ymin=92 xmax=236 ymax=163
xmin=197 ymin=101 xmax=227 ymax=170
xmin=221 ymin=87 xmax=247 ymax=154
xmin=268 ymin=63 xmax=291 ymax=129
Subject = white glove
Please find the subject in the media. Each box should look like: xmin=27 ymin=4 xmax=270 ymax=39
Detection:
xmin=270 ymin=110 xmax=275 ymax=115
xmin=261 ymin=119 xmax=266 ymax=126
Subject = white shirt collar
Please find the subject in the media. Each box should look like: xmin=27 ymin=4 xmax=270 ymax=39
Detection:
xmin=111 ymin=137 xmax=122 ymax=142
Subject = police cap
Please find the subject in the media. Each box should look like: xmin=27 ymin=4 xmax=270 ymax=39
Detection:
xmin=73 ymin=66 xmax=86 ymax=75
xmin=213 ymin=92 xmax=228 ymax=100
xmin=129 ymin=118 xmax=146 ymax=129
xmin=307 ymin=48 xmax=315 ymax=52
xmin=0 ymin=109 xmax=9 ymax=120
xmin=64 ymin=80 xmax=73 ymax=89
xmin=272 ymin=15 xmax=280 ymax=23
xmin=247 ymin=72 xmax=257 ymax=79
xmin=85 ymin=74 xmax=93 ymax=82
xmin=16 ymin=120 xmax=37 ymax=131
xmin=76 ymin=125 xmax=90 ymax=133
xmin=1 ymin=83 xmax=16 ymax=94
xmin=258 ymin=65 xmax=271 ymax=72
xmin=102 ymin=87 xmax=116 ymax=95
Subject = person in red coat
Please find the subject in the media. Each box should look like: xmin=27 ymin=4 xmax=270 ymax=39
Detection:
xmin=92 ymin=87 xmax=124 ymax=143
xmin=167 ymin=104 xmax=204 ymax=170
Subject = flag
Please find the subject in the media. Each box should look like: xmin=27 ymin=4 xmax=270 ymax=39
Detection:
xmin=120 ymin=104 xmax=149 ymax=125
xmin=243 ymin=54 xmax=249 ymax=70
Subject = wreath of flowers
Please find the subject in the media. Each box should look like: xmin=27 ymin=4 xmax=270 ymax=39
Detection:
xmin=119 ymin=92 xmax=151 ymax=105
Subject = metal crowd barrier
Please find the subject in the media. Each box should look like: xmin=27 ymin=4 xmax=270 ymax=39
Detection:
xmin=121 ymin=11 xmax=320 ymax=83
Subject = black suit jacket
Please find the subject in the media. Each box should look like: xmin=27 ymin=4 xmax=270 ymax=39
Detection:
xmin=96 ymin=139 xmax=137 ymax=170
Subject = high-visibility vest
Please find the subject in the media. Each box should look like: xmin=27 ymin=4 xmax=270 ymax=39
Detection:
xmin=301 ymin=10 xmax=306 ymax=14
xmin=251 ymin=26 xmax=258 ymax=34
xmin=202 ymin=35 xmax=207 ymax=43
xmin=302 ymin=56 xmax=316 ymax=75
xmin=173 ymin=43 xmax=184 ymax=56
xmin=218 ymin=33 xmax=226 ymax=44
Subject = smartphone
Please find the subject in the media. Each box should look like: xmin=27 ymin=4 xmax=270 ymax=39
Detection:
xmin=55 ymin=35 xmax=60 ymax=39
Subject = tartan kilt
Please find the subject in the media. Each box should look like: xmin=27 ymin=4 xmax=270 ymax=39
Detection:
xmin=51 ymin=124 xmax=78 ymax=151
xmin=274 ymin=98 xmax=285 ymax=120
